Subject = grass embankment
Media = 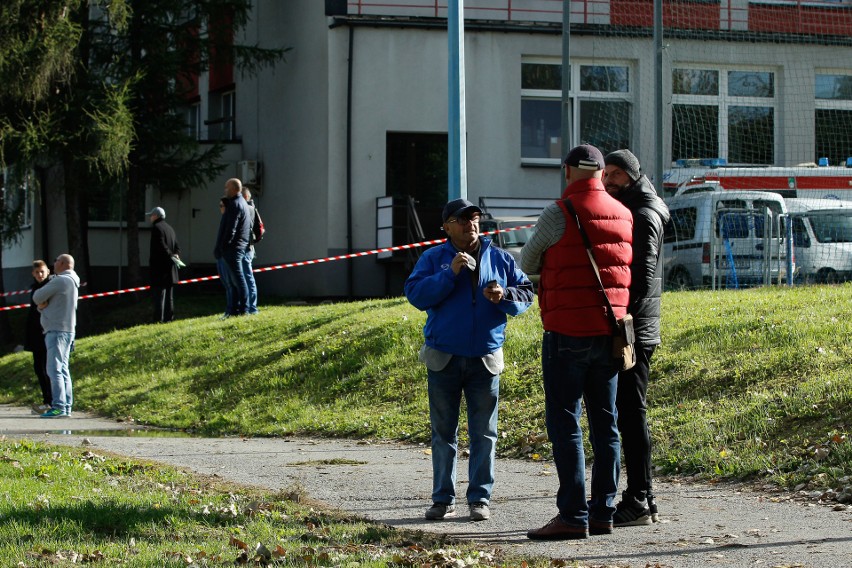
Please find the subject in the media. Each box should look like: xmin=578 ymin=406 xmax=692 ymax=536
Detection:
xmin=0 ymin=439 xmax=502 ymax=567
xmin=1 ymin=286 xmax=850 ymax=490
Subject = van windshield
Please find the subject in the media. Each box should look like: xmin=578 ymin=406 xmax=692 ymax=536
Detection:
xmin=499 ymin=222 xmax=535 ymax=247
xmin=809 ymin=213 xmax=852 ymax=243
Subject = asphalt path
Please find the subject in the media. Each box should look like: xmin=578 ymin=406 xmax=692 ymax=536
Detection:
xmin=2 ymin=404 xmax=850 ymax=567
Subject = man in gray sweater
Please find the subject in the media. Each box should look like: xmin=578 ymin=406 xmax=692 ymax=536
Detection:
xmin=32 ymin=254 xmax=80 ymax=418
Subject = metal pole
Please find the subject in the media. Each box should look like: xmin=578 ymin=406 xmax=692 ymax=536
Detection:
xmin=654 ymin=0 xmax=664 ymax=193
xmin=560 ymin=0 xmax=571 ymax=192
xmin=448 ymin=0 xmax=467 ymax=200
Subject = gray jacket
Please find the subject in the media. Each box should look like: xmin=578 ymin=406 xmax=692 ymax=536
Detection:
xmin=32 ymin=270 xmax=80 ymax=333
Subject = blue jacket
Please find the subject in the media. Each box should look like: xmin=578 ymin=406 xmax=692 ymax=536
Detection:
xmin=405 ymin=236 xmax=534 ymax=357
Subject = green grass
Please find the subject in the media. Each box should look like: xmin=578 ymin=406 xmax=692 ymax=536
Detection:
xmin=1 ymin=286 xmax=850 ymax=491
xmin=0 ymin=439 xmax=515 ymax=567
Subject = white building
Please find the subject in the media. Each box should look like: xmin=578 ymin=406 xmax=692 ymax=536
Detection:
xmin=4 ymin=0 xmax=852 ymax=299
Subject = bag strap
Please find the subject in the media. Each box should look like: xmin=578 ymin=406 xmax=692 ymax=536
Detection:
xmin=563 ymin=198 xmax=620 ymax=333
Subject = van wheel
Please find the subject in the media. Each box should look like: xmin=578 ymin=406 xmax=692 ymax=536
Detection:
xmin=816 ymin=268 xmax=838 ymax=284
xmin=667 ymin=267 xmax=693 ymax=290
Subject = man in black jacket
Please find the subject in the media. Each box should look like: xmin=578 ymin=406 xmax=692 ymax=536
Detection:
xmin=214 ymin=178 xmax=252 ymax=316
xmin=148 ymin=207 xmax=181 ymax=323
xmin=603 ymin=150 xmax=670 ymax=527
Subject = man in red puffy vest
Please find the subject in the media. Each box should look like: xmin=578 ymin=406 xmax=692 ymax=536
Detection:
xmin=521 ymin=144 xmax=633 ymax=540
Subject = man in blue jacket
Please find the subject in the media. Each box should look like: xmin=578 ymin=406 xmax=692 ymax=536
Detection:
xmin=405 ymin=198 xmax=534 ymax=522
xmin=214 ymin=178 xmax=252 ymax=316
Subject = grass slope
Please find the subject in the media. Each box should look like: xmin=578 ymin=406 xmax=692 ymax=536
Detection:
xmin=1 ymin=286 xmax=850 ymax=491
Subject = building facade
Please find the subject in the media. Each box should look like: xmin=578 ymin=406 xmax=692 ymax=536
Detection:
xmin=3 ymin=0 xmax=852 ymax=299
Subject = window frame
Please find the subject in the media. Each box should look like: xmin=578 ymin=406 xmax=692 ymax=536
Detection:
xmin=671 ymin=65 xmax=777 ymax=164
xmin=521 ymin=57 xmax=634 ymax=166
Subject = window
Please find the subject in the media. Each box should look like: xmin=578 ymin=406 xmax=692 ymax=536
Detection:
xmin=521 ymin=60 xmax=632 ymax=165
xmin=672 ymin=67 xmax=776 ymax=164
xmin=206 ymin=89 xmax=235 ymax=141
xmin=86 ymin=177 xmax=147 ymax=223
xmin=664 ymin=207 xmax=698 ymax=243
xmin=815 ymin=73 xmax=852 ymax=166
xmin=0 ymin=169 xmax=33 ymax=230
xmin=184 ymin=102 xmax=201 ymax=140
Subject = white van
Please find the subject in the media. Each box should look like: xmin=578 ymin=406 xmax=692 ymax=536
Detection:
xmin=663 ymin=190 xmax=792 ymax=290
xmin=786 ymin=198 xmax=852 ymax=284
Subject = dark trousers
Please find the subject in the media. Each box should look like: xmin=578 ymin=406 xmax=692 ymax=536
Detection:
xmin=32 ymin=343 xmax=52 ymax=405
xmin=152 ymin=285 xmax=175 ymax=323
xmin=616 ymin=343 xmax=656 ymax=503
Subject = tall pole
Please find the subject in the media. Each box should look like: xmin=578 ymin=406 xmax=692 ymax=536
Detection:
xmin=654 ymin=0 xmax=664 ymax=193
xmin=448 ymin=0 xmax=467 ymax=200
xmin=560 ymin=0 xmax=571 ymax=192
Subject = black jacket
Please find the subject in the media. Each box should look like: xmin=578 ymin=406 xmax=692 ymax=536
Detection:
xmin=615 ymin=175 xmax=670 ymax=346
xmin=214 ymin=194 xmax=252 ymax=258
xmin=149 ymin=218 xmax=181 ymax=287
xmin=24 ymin=277 xmax=50 ymax=352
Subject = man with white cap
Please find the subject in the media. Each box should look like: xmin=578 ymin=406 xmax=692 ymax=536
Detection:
xmin=521 ymin=144 xmax=633 ymax=540
xmin=405 ymin=197 xmax=534 ymax=522
xmin=147 ymin=206 xmax=181 ymax=323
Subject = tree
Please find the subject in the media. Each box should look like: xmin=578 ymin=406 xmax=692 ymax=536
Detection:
xmin=0 ymin=0 xmax=87 ymax=344
xmin=84 ymin=0 xmax=288 ymax=286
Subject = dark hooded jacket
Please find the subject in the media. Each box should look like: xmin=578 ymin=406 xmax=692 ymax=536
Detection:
xmin=615 ymin=175 xmax=670 ymax=346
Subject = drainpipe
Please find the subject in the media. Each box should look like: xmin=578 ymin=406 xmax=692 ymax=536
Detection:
xmin=346 ymin=25 xmax=354 ymax=297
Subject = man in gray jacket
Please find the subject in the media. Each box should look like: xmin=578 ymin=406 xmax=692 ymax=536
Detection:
xmin=603 ymin=150 xmax=670 ymax=526
xmin=32 ymin=254 xmax=80 ymax=418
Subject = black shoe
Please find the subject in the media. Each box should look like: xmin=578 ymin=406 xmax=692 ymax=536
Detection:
xmin=613 ymin=497 xmax=652 ymax=527
xmin=647 ymin=495 xmax=659 ymax=522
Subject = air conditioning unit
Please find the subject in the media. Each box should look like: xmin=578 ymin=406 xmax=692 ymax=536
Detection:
xmin=238 ymin=160 xmax=260 ymax=187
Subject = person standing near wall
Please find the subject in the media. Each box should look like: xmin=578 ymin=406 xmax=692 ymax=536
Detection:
xmin=25 ymin=260 xmax=52 ymax=414
xmin=241 ymin=187 xmax=259 ymax=315
xmin=147 ymin=206 xmax=181 ymax=323
xmin=603 ymin=149 xmax=670 ymax=526
xmin=214 ymin=178 xmax=251 ymax=316
xmin=32 ymin=254 xmax=80 ymax=418
xmin=521 ymin=144 xmax=633 ymax=540
xmin=405 ymin=198 xmax=534 ymax=522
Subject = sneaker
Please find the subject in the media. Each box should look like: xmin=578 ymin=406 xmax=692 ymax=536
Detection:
xmin=469 ymin=503 xmax=490 ymax=521
xmin=40 ymin=408 xmax=64 ymax=418
xmin=31 ymin=404 xmax=51 ymax=415
xmin=647 ymin=496 xmax=660 ymax=523
xmin=613 ymin=498 xmax=653 ymax=527
xmin=424 ymin=503 xmax=456 ymax=520
xmin=527 ymin=515 xmax=588 ymax=540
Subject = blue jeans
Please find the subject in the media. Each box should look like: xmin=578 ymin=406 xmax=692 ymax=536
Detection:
xmin=427 ymin=356 xmax=499 ymax=505
xmin=44 ymin=331 xmax=75 ymax=414
xmin=220 ymin=248 xmax=248 ymax=315
xmin=542 ymin=331 xmax=620 ymax=527
xmin=217 ymin=257 xmax=235 ymax=314
xmin=241 ymin=247 xmax=258 ymax=314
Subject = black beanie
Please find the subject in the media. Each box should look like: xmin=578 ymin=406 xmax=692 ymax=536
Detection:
xmin=604 ymin=150 xmax=641 ymax=181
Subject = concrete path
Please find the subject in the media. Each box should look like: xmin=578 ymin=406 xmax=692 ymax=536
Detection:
xmin=2 ymin=405 xmax=850 ymax=567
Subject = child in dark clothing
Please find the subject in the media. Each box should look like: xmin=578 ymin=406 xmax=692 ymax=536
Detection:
xmin=24 ymin=260 xmax=52 ymax=413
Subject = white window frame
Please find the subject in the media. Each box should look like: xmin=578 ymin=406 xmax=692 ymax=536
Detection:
xmin=672 ymin=65 xmax=777 ymax=164
xmin=521 ymin=57 xmax=634 ymax=166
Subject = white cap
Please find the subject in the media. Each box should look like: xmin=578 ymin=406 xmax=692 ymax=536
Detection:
xmin=146 ymin=206 xmax=165 ymax=219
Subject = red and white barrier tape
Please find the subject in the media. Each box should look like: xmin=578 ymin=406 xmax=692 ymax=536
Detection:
xmin=0 ymin=224 xmax=534 ymax=312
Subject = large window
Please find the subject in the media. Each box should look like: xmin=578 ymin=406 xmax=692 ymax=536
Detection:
xmin=521 ymin=60 xmax=632 ymax=165
xmin=672 ymin=68 xmax=775 ymax=164
xmin=815 ymin=72 xmax=852 ymax=166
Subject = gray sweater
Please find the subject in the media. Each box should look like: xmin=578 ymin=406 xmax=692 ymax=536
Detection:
xmin=32 ymin=270 xmax=80 ymax=333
